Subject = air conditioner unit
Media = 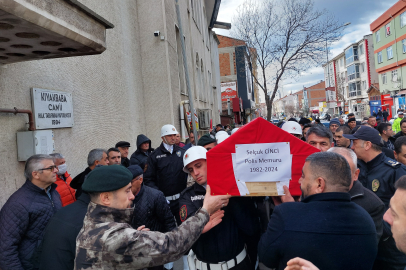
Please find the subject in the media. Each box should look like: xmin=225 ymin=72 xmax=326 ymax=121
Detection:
xmin=198 ymin=109 xmax=211 ymax=129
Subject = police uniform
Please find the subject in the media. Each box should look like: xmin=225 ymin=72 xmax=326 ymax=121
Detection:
xmin=357 ymin=153 xmax=406 ymax=208
xmin=357 ymin=153 xmax=406 ymax=270
xmin=179 ymin=183 xmax=260 ymax=270
xmin=144 ymin=142 xmax=187 ymax=225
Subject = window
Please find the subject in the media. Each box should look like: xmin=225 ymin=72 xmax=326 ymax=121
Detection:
xmin=347 ymin=64 xmax=360 ymax=81
xmin=359 ymin=44 xmax=364 ymax=55
xmin=376 ymin=30 xmax=381 ymax=43
xmin=362 ymin=81 xmax=367 ymax=90
xmin=403 ymin=39 xmax=406 ymax=53
xmin=345 ymin=46 xmax=358 ymax=65
xmin=387 ymin=46 xmax=393 ymax=59
xmin=349 ymin=81 xmax=361 ymax=97
xmin=392 ymin=69 xmax=398 ymax=82
xmin=361 ymin=62 xmax=365 ymax=73
xmin=340 ymin=58 xmax=343 ymax=67
xmin=382 ymin=73 xmax=387 ymax=84
xmin=386 ymin=23 xmax=391 ymax=36
xmin=402 ymin=11 xmax=406 ymax=28
xmin=377 ymin=51 xmax=383 ymax=63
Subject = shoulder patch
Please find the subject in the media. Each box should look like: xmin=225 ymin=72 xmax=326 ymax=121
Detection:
xmin=385 ymin=159 xmax=400 ymax=168
xmin=180 ymin=205 xmax=187 ymax=222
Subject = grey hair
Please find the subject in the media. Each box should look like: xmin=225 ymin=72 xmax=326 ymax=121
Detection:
xmin=87 ymin=149 xmax=107 ymax=166
xmin=306 ymin=125 xmax=333 ymax=143
xmin=305 ymin=152 xmax=352 ymax=191
xmin=24 ymin=154 xmax=54 ymax=180
xmin=327 ymin=147 xmax=357 ymax=172
xmin=49 ymin=153 xmax=64 ymax=162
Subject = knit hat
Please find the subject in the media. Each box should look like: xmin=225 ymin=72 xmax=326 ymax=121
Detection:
xmin=82 ymin=165 xmax=132 ymax=193
xmin=330 ymin=118 xmax=340 ymax=126
xmin=348 ymin=117 xmax=356 ymax=123
xmin=127 ymin=165 xmax=144 ymax=179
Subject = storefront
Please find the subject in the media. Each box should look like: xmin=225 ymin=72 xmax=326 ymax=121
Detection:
xmin=369 ymin=100 xmax=381 ymax=116
xmin=381 ymin=94 xmax=394 ymax=119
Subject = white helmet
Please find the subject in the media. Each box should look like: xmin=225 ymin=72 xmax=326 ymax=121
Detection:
xmin=161 ymin=124 xmax=178 ymax=137
xmin=231 ymin=128 xmax=239 ymax=135
xmin=216 ymin=130 xmax=230 ymax=144
xmin=183 ymin=146 xmax=207 ymax=173
xmin=281 ymin=121 xmax=302 ymax=135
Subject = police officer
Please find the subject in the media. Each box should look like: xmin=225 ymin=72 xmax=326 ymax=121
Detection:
xmin=344 ymin=126 xmax=406 ymax=270
xmin=180 ymin=146 xmax=260 ymax=270
xmin=144 ymin=124 xmax=187 ymax=225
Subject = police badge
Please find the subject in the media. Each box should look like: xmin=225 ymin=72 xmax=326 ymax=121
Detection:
xmin=372 ymin=179 xmax=380 ymax=192
xmin=180 ymin=205 xmax=187 ymax=222
xmin=176 ymin=150 xmax=181 ymax=157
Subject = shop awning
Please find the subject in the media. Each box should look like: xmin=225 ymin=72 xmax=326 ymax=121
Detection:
xmin=396 ymin=90 xmax=406 ymax=96
xmin=0 ymin=0 xmax=113 ymax=65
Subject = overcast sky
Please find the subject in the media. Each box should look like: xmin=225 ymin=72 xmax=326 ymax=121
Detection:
xmin=215 ymin=0 xmax=398 ymax=99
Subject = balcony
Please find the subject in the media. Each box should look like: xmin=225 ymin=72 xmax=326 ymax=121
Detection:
xmin=0 ymin=0 xmax=113 ymax=65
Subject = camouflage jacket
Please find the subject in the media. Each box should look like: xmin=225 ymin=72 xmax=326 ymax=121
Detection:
xmin=74 ymin=202 xmax=209 ymax=270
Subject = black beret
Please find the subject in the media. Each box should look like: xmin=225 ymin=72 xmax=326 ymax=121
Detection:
xmin=127 ymin=165 xmax=143 ymax=179
xmin=198 ymin=133 xmax=217 ymax=147
xmin=82 ymin=165 xmax=132 ymax=193
xmin=348 ymin=117 xmax=356 ymax=123
xmin=115 ymin=141 xmax=131 ymax=148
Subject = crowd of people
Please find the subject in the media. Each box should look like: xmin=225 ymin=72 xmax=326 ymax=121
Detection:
xmin=1 ymin=113 xmax=406 ymax=270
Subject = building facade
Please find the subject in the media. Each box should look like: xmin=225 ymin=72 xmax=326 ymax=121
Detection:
xmin=323 ymin=35 xmax=378 ymax=118
xmin=371 ymin=1 xmax=406 ymax=114
xmin=0 ymin=0 xmax=225 ymax=207
xmin=217 ymin=35 xmax=258 ymax=125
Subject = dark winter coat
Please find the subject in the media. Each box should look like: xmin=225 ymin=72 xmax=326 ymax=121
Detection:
xmin=0 ymin=180 xmax=62 ymax=270
xmin=130 ymin=185 xmax=176 ymax=233
xmin=393 ymin=131 xmax=406 ymax=140
xmin=144 ymin=142 xmax=187 ymax=197
xmin=70 ymin=167 xmax=92 ymax=199
xmin=38 ymin=193 xmax=90 ymax=270
xmin=258 ymin=192 xmax=377 ymax=270
xmin=130 ymin=134 xmax=154 ymax=170
xmin=349 ymin=180 xmax=385 ymax=243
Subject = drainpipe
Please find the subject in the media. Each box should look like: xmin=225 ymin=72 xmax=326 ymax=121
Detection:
xmin=0 ymin=107 xmax=35 ymax=131
xmin=179 ymin=100 xmax=189 ymax=141
xmin=390 ymin=14 xmax=402 ymax=91
xmin=175 ymin=0 xmax=198 ymax=145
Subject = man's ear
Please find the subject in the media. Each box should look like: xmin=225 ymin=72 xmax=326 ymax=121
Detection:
xmin=99 ymin=192 xmax=112 ymax=206
xmin=394 ymin=151 xmax=398 ymax=161
xmin=330 ymin=142 xmax=334 ymax=148
xmin=315 ymin=177 xmax=326 ymax=193
xmin=354 ymin=168 xmax=360 ymax=181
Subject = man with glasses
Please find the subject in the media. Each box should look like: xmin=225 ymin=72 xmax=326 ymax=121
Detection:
xmin=0 ymin=154 xmax=62 ymax=270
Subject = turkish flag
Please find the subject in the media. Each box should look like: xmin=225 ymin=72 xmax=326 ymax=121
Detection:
xmin=207 ymin=118 xmax=319 ymax=196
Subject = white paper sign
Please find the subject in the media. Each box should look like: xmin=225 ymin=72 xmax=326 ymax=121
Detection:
xmin=31 ymin=88 xmax=74 ymax=129
xmin=231 ymin=153 xmax=250 ymax=195
xmin=235 ymin=142 xmax=292 ymax=183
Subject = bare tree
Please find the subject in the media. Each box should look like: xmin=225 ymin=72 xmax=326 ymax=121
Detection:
xmin=335 ymin=75 xmax=347 ymax=107
xmin=285 ymin=104 xmax=295 ymax=116
xmin=232 ymin=0 xmax=345 ymax=120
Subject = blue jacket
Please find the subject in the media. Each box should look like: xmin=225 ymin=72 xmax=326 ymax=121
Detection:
xmin=258 ymin=192 xmax=377 ymax=270
xmin=130 ymin=184 xmax=176 ymax=233
xmin=0 ymin=180 xmax=62 ymax=270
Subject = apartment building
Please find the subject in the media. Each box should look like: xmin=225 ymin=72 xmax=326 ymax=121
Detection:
xmin=371 ymin=0 xmax=406 ymax=112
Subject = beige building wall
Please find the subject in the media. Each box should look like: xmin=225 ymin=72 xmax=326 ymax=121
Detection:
xmin=0 ymin=0 xmax=221 ymax=207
